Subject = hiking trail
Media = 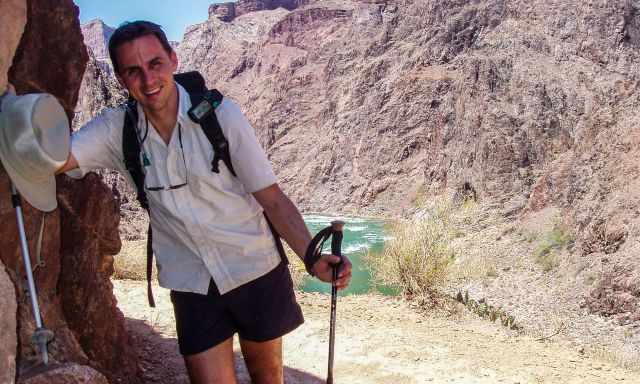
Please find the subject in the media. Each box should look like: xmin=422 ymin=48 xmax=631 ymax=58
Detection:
xmin=113 ymin=280 xmax=639 ymax=383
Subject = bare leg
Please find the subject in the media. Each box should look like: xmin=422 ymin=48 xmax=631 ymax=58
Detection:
xmin=184 ymin=337 xmax=237 ymax=384
xmin=239 ymin=337 xmax=284 ymax=384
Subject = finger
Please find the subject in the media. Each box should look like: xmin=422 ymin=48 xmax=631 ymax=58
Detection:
xmin=335 ymin=271 xmax=352 ymax=289
xmin=321 ymin=253 xmax=342 ymax=265
xmin=338 ymin=258 xmax=352 ymax=277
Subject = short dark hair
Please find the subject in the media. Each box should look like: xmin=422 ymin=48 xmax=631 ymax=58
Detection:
xmin=108 ymin=20 xmax=173 ymax=74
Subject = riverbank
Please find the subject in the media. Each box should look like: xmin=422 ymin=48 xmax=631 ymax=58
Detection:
xmin=112 ymin=279 xmax=640 ymax=383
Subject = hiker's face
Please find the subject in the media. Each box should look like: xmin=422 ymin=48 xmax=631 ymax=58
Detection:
xmin=115 ymin=34 xmax=178 ymax=113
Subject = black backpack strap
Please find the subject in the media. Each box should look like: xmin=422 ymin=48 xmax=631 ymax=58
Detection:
xmin=174 ymin=71 xmax=207 ymax=94
xmin=122 ymin=101 xmax=149 ymax=211
xmin=187 ymin=90 xmax=237 ymax=177
xmin=186 ymin=89 xmax=288 ymax=264
xmin=122 ymin=101 xmax=156 ymax=307
xmin=146 ymin=225 xmax=155 ymax=307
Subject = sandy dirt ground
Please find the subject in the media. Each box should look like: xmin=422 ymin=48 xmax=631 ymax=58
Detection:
xmin=112 ymin=279 xmax=640 ymax=384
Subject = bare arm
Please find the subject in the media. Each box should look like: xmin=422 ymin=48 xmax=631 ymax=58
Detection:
xmin=252 ymin=184 xmax=311 ymax=258
xmin=252 ymin=183 xmax=352 ymax=289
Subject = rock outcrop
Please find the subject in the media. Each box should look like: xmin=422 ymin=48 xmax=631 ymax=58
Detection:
xmin=80 ymin=19 xmax=114 ymax=61
xmin=209 ymin=0 xmax=307 ymax=22
xmin=19 ymin=364 xmax=108 ymax=384
xmin=73 ymin=49 xmax=125 ymax=129
xmin=1 ymin=0 xmax=140 ymax=383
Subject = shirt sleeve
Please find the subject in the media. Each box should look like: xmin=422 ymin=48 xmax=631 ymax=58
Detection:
xmin=215 ymin=98 xmax=277 ymax=193
xmin=67 ymin=108 xmax=124 ymax=179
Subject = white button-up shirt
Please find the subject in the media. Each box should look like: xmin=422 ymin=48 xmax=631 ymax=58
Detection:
xmin=70 ymin=83 xmax=281 ymax=294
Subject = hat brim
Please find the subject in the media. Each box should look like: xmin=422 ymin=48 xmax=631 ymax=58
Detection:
xmin=0 ymin=152 xmax=58 ymax=212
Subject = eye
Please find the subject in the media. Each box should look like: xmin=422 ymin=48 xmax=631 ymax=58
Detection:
xmin=126 ymin=68 xmax=139 ymax=78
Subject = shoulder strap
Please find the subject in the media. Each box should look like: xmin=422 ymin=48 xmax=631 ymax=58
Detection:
xmin=122 ymin=101 xmax=149 ymax=211
xmin=121 ymin=100 xmax=156 ymax=307
xmin=187 ymin=89 xmax=289 ymax=265
xmin=187 ymin=90 xmax=237 ymax=177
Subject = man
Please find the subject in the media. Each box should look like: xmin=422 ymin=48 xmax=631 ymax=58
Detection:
xmin=57 ymin=21 xmax=352 ymax=384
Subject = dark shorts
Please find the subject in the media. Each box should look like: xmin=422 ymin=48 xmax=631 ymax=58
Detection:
xmin=170 ymin=263 xmax=304 ymax=356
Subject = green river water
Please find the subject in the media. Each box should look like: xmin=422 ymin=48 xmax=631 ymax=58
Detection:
xmin=300 ymin=214 xmax=397 ymax=296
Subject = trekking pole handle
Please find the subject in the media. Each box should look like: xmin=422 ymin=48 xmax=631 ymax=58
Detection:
xmin=330 ymin=220 xmax=344 ymax=272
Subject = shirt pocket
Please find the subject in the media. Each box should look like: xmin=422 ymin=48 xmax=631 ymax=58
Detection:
xmin=187 ymin=152 xmax=244 ymax=196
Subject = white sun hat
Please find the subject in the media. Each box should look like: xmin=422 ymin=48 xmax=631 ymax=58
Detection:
xmin=0 ymin=92 xmax=70 ymax=212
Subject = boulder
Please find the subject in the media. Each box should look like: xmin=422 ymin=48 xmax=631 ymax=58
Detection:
xmin=18 ymin=363 xmax=108 ymax=384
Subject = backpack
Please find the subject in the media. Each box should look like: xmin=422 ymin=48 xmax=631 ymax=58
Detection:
xmin=121 ymin=71 xmax=288 ymax=307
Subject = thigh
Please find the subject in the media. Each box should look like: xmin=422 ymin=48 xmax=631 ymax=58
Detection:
xmin=184 ymin=337 xmax=237 ymax=384
xmin=239 ymin=337 xmax=283 ymax=384
xmin=170 ymin=285 xmax=236 ymax=356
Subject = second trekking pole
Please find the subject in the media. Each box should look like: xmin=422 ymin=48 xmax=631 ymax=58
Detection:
xmin=327 ymin=220 xmax=344 ymax=384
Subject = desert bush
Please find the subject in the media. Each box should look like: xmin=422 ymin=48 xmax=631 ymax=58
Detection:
xmin=113 ymin=240 xmax=151 ymax=280
xmin=368 ymin=200 xmax=457 ymax=301
xmin=535 ymin=221 xmax=574 ymax=272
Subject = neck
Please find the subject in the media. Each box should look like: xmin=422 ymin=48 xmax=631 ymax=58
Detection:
xmin=143 ymin=84 xmax=179 ymax=144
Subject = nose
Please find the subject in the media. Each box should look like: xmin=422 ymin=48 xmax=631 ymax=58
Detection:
xmin=140 ymin=68 xmax=155 ymax=88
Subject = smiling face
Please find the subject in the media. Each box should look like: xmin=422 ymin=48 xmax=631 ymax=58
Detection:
xmin=114 ymin=34 xmax=178 ymax=115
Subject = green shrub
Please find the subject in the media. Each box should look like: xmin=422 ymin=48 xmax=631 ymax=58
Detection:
xmin=534 ymin=222 xmax=574 ymax=272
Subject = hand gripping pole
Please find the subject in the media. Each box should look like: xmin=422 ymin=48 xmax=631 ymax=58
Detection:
xmin=304 ymin=220 xmax=345 ymax=384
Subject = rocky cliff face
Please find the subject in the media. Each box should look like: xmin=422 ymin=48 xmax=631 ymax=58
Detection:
xmin=1 ymin=1 xmax=139 ymax=383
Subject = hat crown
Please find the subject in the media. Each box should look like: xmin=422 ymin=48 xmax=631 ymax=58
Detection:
xmin=31 ymin=95 xmax=70 ymax=163
xmin=1 ymin=93 xmax=69 ymax=179
xmin=0 ymin=93 xmax=70 ymax=211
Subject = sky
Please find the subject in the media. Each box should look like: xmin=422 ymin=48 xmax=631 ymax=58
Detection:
xmin=74 ymin=0 xmax=226 ymax=41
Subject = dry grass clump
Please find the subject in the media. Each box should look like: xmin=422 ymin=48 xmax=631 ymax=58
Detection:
xmin=368 ymin=199 xmax=459 ymax=302
xmin=285 ymin=245 xmax=307 ymax=289
xmin=113 ymin=240 xmax=153 ymax=280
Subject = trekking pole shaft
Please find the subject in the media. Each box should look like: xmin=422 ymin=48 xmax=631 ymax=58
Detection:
xmin=11 ymin=185 xmax=44 ymax=329
xmin=327 ymin=221 xmax=344 ymax=384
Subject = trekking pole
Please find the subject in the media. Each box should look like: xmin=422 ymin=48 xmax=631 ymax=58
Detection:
xmin=11 ymin=183 xmax=53 ymax=365
xmin=327 ymin=220 xmax=344 ymax=384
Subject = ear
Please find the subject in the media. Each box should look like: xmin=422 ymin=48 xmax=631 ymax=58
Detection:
xmin=170 ymin=50 xmax=178 ymax=72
